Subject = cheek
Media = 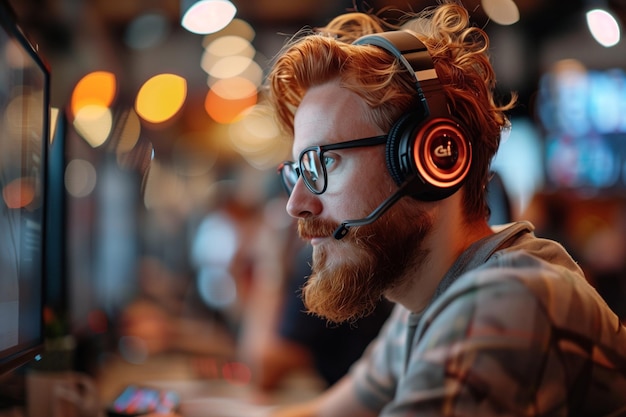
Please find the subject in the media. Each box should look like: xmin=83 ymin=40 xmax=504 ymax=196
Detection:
xmin=331 ymin=160 xmax=395 ymax=218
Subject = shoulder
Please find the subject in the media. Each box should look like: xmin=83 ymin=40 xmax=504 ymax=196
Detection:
xmin=453 ymin=222 xmax=589 ymax=308
xmin=421 ymin=241 xmax=624 ymax=352
xmin=428 ymin=245 xmax=580 ymax=321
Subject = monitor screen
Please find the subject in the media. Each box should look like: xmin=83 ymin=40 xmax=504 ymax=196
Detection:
xmin=537 ymin=60 xmax=626 ymax=192
xmin=0 ymin=0 xmax=50 ymax=375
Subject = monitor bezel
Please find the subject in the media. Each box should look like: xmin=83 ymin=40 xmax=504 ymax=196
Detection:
xmin=0 ymin=0 xmax=51 ymax=376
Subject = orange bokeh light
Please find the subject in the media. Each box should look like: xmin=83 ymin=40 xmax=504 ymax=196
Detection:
xmin=70 ymin=71 xmax=117 ymax=118
xmin=204 ymin=77 xmax=257 ymax=124
xmin=2 ymin=178 xmax=35 ymax=209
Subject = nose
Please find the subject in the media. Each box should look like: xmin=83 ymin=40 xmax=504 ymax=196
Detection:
xmin=285 ymin=179 xmax=322 ymax=219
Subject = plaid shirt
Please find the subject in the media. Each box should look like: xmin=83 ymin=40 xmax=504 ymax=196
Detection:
xmin=351 ymin=221 xmax=626 ymax=416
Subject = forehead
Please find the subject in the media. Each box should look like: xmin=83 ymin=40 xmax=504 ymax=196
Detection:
xmin=292 ymin=81 xmax=378 ymax=153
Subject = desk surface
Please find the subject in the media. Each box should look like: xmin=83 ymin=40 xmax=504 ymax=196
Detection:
xmin=96 ymin=352 xmax=325 ymax=417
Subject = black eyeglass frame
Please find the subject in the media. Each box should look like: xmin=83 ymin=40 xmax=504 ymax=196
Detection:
xmin=278 ymin=134 xmax=388 ymax=196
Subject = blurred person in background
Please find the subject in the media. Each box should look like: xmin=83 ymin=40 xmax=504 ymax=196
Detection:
xmin=117 ymin=255 xmax=236 ymax=360
xmin=116 ymin=176 xmax=271 ymax=369
xmin=260 ymin=0 xmax=626 ymax=415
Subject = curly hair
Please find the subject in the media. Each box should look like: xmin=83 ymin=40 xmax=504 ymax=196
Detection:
xmin=267 ymin=0 xmax=516 ymax=221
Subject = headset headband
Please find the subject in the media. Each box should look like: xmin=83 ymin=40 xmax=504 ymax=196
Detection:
xmin=353 ymin=31 xmax=450 ymax=118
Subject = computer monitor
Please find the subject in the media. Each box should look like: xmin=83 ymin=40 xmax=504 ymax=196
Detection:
xmin=0 ymin=0 xmax=50 ymax=375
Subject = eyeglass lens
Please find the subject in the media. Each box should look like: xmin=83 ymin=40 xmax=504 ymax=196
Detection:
xmin=279 ymin=149 xmax=326 ymax=195
xmin=281 ymin=163 xmax=299 ymax=194
xmin=301 ymin=149 xmax=324 ymax=193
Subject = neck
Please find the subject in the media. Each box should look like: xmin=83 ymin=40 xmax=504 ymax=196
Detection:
xmin=385 ymin=198 xmax=493 ymax=314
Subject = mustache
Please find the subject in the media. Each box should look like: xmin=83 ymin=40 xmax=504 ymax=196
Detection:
xmin=297 ymin=218 xmax=340 ymax=240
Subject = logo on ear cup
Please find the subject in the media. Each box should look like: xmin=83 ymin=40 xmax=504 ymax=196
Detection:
xmin=416 ymin=118 xmax=471 ymax=189
xmin=386 ymin=115 xmax=472 ymax=201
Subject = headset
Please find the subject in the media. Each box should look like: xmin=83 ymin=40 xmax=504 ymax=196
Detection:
xmin=353 ymin=30 xmax=472 ymax=201
xmin=334 ymin=30 xmax=473 ymax=239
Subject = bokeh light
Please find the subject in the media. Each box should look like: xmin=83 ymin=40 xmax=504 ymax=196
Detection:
xmin=115 ymin=109 xmax=142 ymax=154
xmin=2 ymin=178 xmax=35 ymax=209
xmin=5 ymin=93 xmax=44 ymax=140
xmin=181 ymin=0 xmax=237 ymax=35
xmin=65 ymin=159 xmax=98 ymax=198
xmin=70 ymin=71 xmax=117 ymax=118
xmin=50 ymin=106 xmax=59 ymax=144
xmin=586 ymin=8 xmax=621 ymax=47
xmin=207 ymin=55 xmax=254 ymax=80
xmin=205 ymin=35 xmax=254 ymax=61
xmin=135 ymin=73 xmax=187 ymax=124
xmin=228 ymin=104 xmax=290 ymax=169
xmin=202 ymin=18 xmax=255 ymax=46
xmin=73 ymin=104 xmax=113 ymax=147
xmin=481 ymin=0 xmax=520 ymax=25
xmin=204 ymin=77 xmax=257 ymax=124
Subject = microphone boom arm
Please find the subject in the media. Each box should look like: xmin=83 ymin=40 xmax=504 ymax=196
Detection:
xmin=333 ymin=177 xmax=418 ymax=239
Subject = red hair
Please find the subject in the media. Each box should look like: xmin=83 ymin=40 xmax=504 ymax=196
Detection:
xmin=267 ymin=1 xmax=516 ymax=220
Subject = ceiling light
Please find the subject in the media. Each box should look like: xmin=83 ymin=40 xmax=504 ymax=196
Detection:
xmin=586 ymin=8 xmax=621 ymax=47
xmin=481 ymin=0 xmax=520 ymax=25
xmin=181 ymin=0 xmax=237 ymax=35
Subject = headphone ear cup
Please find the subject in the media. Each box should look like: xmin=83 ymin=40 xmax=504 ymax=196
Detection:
xmin=386 ymin=115 xmax=472 ymax=201
xmin=385 ymin=112 xmax=414 ymax=186
xmin=412 ymin=117 xmax=472 ymax=200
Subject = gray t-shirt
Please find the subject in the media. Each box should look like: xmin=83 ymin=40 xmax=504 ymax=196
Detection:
xmin=351 ymin=221 xmax=626 ymax=416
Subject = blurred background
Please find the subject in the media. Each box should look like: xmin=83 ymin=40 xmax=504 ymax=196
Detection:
xmin=2 ymin=0 xmax=626 ymax=410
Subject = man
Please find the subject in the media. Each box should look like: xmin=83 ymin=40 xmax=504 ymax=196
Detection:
xmin=266 ymin=1 xmax=626 ymax=416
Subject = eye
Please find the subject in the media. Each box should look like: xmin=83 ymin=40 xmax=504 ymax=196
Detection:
xmin=322 ymin=154 xmax=336 ymax=170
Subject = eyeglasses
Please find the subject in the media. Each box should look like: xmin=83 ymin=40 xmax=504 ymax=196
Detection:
xmin=278 ymin=135 xmax=387 ymax=196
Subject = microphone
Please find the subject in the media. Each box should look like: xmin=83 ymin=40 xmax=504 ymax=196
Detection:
xmin=333 ymin=177 xmax=418 ymax=240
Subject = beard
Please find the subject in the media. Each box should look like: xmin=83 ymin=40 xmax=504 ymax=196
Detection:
xmin=297 ymin=200 xmax=432 ymax=324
